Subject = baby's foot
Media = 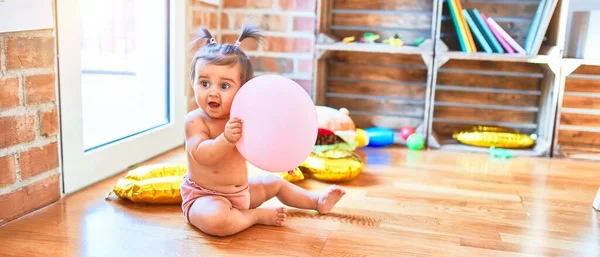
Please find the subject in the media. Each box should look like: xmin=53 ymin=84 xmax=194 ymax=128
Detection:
xmin=256 ymin=207 xmax=287 ymax=226
xmin=316 ymin=185 xmax=346 ymax=214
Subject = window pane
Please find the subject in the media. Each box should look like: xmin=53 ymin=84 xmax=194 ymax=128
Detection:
xmin=79 ymin=0 xmax=169 ymax=151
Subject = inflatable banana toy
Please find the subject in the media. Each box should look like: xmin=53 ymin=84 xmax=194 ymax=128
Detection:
xmin=453 ymin=125 xmax=536 ymax=149
xmin=300 ymin=150 xmax=364 ymax=182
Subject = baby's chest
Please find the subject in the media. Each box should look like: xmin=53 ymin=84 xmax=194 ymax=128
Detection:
xmin=206 ymin=123 xmax=226 ymax=138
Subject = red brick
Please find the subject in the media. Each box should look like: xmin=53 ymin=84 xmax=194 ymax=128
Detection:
xmin=251 ymin=56 xmax=293 ymax=73
xmin=19 ymin=142 xmax=59 ymax=180
xmin=248 ymin=0 xmax=274 ymax=8
xmin=223 ymin=0 xmax=246 ymax=8
xmin=192 ymin=11 xmax=218 ymax=29
xmin=24 ymin=74 xmax=55 ymax=105
xmin=222 ymin=34 xmax=259 ymax=51
xmin=0 ymin=77 xmax=20 ymax=109
xmin=294 ymin=79 xmax=312 ymax=94
xmin=279 ymin=0 xmax=316 ymax=11
xmin=0 ymin=154 xmax=16 ymax=187
xmin=0 ymin=188 xmax=25 ymax=224
xmin=5 ymin=36 xmax=54 ymax=70
xmin=224 ymin=0 xmax=273 ymax=8
xmin=293 ymin=16 xmax=315 ymax=32
xmin=263 ymin=36 xmax=313 ymax=52
xmin=235 ymin=13 xmax=287 ymax=32
xmin=22 ymin=174 xmax=60 ymax=215
xmin=40 ymin=108 xmax=58 ymax=137
xmin=298 ymin=59 xmax=313 ymax=73
xmin=0 ymin=174 xmax=60 ymax=225
xmin=0 ymin=115 xmax=36 ymax=148
xmin=0 ymin=37 xmax=3 ymax=68
xmin=221 ymin=13 xmax=231 ymax=30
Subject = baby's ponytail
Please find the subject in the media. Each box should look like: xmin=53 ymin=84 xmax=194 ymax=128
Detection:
xmin=189 ymin=27 xmax=217 ymax=52
xmin=189 ymin=21 xmax=263 ymax=84
xmin=234 ymin=23 xmax=263 ymax=48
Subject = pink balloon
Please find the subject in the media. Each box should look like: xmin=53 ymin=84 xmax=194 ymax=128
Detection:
xmin=230 ymin=75 xmax=318 ymax=172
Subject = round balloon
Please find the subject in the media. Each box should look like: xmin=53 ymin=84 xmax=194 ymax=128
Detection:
xmin=230 ymin=75 xmax=318 ymax=172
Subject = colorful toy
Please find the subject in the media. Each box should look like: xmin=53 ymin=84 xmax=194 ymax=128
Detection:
xmin=230 ymin=75 xmax=318 ymax=172
xmin=360 ymin=32 xmax=380 ymax=43
xmin=399 ymin=125 xmax=416 ymax=140
xmin=355 ymin=128 xmax=369 ymax=148
xmin=365 ymin=127 xmax=394 ymax=147
xmin=302 ymin=106 xmax=365 ymax=182
xmin=342 ymin=36 xmax=355 ymax=43
xmin=383 ymin=37 xmax=404 ymax=46
xmin=414 ymin=37 xmax=426 ymax=46
xmin=452 ymin=125 xmax=535 ymax=149
xmin=489 ymin=146 xmax=513 ymax=159
xmin=406 ymin=133 xmax=425 ymax=151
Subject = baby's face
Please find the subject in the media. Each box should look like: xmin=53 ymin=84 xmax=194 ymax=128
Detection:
xmin=193 ymin=60 xmax=242 ymax=119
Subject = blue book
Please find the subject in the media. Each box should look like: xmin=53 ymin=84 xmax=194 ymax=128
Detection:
xmin=463 ymin=9 xmax=492 ymax=53
xmin=471 ymin=8 xmax=504 ymax=53
xmin=525 ymin=0 xmax=547 ymax=54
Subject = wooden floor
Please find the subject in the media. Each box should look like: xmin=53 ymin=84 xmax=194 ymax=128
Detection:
xmin=1 ymin=146 xmax=599 ymax=257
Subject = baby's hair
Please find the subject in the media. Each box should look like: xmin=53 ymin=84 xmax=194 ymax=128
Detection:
xmin=189 ymin=23 xmax=263 ymax=85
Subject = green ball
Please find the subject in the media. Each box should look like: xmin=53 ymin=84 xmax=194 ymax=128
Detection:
xmin=406 ymin=133 xmax=424 ymax=150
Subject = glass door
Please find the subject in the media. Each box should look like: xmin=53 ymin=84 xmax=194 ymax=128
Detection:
xmin=57 ymin=0 xmax=186 ymax=193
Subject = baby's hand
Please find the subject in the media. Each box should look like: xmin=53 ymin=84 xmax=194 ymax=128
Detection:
xmin=224 ymin=117 xmax=243 ymax=144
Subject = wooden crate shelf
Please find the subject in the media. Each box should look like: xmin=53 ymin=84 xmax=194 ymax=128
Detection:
xmin=311 ymin=0 xmax=572 ymax=153
xmin=435 ymin=0 xmax=569 ymax=59
xmin=553 ymin=59 xmax=600 ymax=161
xmin=426 ymin=57 xmax=560 ymax=157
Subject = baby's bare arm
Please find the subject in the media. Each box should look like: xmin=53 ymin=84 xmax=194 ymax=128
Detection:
xmin=185 ymin=113 xmax=234 ymax=165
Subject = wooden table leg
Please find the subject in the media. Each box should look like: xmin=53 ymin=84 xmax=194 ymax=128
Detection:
xmin=593 ymin=187 xmax=600 ymax=211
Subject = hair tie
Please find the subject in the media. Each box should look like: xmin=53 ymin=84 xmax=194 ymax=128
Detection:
xmin=209 ymin=38 xmax=217 ymax=44
xmin=234 ymin=40 xmax=241 ymax=47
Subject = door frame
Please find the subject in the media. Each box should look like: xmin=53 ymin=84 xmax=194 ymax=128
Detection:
xmin=55 ymin=0 xmax=187 ymax=194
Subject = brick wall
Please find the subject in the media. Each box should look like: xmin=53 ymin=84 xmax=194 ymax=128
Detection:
xmin=0 ymin=29 xmax=61 ymax=225
xmin=187 ymin=0 xmax=316 ymax=112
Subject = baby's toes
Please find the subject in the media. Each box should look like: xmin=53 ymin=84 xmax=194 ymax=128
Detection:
xmin=277 ymin=212 xmax=287 ymax=219
xmin=277 ymin=214 xmax=287 ymax=226
xmin=276 ymin=219 xmax=286 ymax=226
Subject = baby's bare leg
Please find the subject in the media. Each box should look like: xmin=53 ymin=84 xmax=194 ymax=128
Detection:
xmin=187 ymin=195 xmax=286 ymax=237
xmin=249 ymin=174 xmax=346 ymax=214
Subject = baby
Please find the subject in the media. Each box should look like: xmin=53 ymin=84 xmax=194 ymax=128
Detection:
xmin=181 ymin=23 xmax=346 ymax=237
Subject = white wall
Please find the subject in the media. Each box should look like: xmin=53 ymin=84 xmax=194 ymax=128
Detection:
xmin=564 ymin=0 xmax=600 ymax=57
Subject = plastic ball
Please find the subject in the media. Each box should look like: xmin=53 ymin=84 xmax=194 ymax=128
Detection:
xmin=400 ymin=126 xmax=415 ymax=140
xmin=406 ymin=133 xmax=424 ymax=150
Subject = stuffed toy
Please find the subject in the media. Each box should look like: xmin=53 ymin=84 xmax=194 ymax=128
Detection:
xmin=297 ymin=106 xmax=365 ymax=183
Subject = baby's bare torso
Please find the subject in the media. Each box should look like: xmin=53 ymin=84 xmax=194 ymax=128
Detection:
xmin=186 ymin=109 xmax=248 ymax=194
